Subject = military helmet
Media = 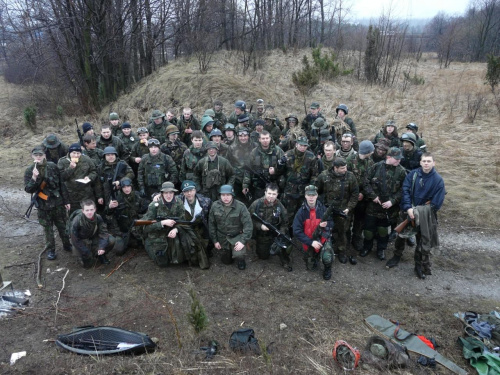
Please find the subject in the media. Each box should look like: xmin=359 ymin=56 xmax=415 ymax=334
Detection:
xmin=204 ymin=109 xmax=216 ymax=117
xmin=201 ymin=115 xmax=215 ymax=129
xmin=166 ymin=125 xmax=180 ymax=136
xmin=237 ymin=127 xmax=250 ymax=134
xmin=311 ymin=117 xmax=326 ymax=129
xmin=151 ymin=110 xmax=165 ymax=120
xmin=401 ymin=132 xmax=416 ymax=145
xmin=103 ymin=146 xmax=118 ymax=155
xmin=147 ymin=138 xmax=161 ymax=147
xmin=42 ymin=134 xmax=61 ymax=149
xmin=234 ymin=100 xmax=246 ymax=111
xmin=209 ymin=129 xmax=223 ymax=138
xmin=406 ymin=123 xmax=418 ymax=132
xmin=285 ymin=113 xmax=298 ymax=122
xmin=223 ymin=123 xmax=236 ymax=132
xmin=205 ymin=141 xmax=219 ymax=150
xmin=109 ymin=112 xmax=119 ymax=120
xmin=385 ymin=120 xmax=396 ymax=128
xmin=137 ymin=127 xmax=149 ymax=134
xmin=120 ymin=177 xmax=133 ymax=187
xmin=219 ymin=184 xmax=235 ymax=196
xmin=336 ymin=104 xmax=349 ymax=115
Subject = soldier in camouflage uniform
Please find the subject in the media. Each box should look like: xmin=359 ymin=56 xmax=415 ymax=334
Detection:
xmin=292 ymin=185 xmax=334 ymax=280
xmin=166 ymin=109 xmax=178 ymax=126
xmin=335 ymin=104 xmax=358 ymax=151
xmin=264 ymin=114 xmax=282 ymax=145
xmin=248 ymin=183 xmax=292 ymax=270
xmin=118 ymin=122 xmax=138 ymax=152
xmin=316 ymin=158 xmax=359 ymax=264
xmin=178 ymin=107 xmax=201 ymax=146
xmin=227 ymin=127 xmax=255 ymax=204
xmin=137 ymin=138 xmax=178 ymax=199
xmin=147 ymin=110 xmax=169 ymax=144
xmin=336 ymin=132 xmax=357 ymax=159
xmin=42 ymin=134 xmax=68 ymax=164
xmin=70 ymin=199 xmax=112 ymax=268
xmin=109 ymin=112 xmax=122 ymax=136
xmin=222 ymin=123 xmax=237 ymax=146
xmin=193 ymin=141 xmax=235 ymax=202
xmin=301 ymin=102 xmax=325 ymax=138
xmin=209 ymin=128 xmax=230 ymax=158
xmin=213 ymin=100 xmax=227 ymax=130
xmin=346 ymin=140 xmax=375 ymax=252
xmin=228 ymin=100 xmax=254 ymax=128
xmin=180 ymin=131 xmax=206 ymax=182
xmin=279 ymin=114 xmax=305 ymax=152
xmin=250 ymin=119 xmax=265 ymax=145
xmin=243 ymin=131 xmax=286 ymax=201
xmin=58 ymin=143 xmax=99 ymax=214
xmin=373 ymin=120 xmax=401 ymax=149
xmin=96 ymin=124 xmax=130 ymax=162
xmin=160 ymin=125 xmax=188 ymax=166
xmin=209 ymin=185 xmax=253 ymax=270
xmin=372 ymin=138 xmax=390 ymax=164
xmin=105 ymin=177 xmax=149 ymax=255
xmin=24 ymin=146 xmax=71 ymax=260
xmin=130 ymin=127 xmax=150 ymax=177
xmin=361 ymin=147 xmax=407 ymax=261
xmin=83 ymin=134 xmax=103 ymax=167
xmin=310 ymin=117 xmax=333 ymax=155
xmin=399 ymin=133 xmax=423 ymax=173
xmin=405 ymin=123 xmax=426 ymax=152
xmin=318 ymin=141 xmax=336 ymax=173
xmin=96 ymin=147 xmax=135 ymax=206
xmin=200 ymin=115 xmax=215 ymax=141
xmin=281 ymin=136 xmax=319 ymax=224
xmin=254 ymin=99 xmax=266 ymax=120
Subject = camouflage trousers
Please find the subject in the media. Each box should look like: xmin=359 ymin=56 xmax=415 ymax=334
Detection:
xmin=303 ymin=240 xmax=334 ymax=268
xmin=281 ymin=193 xmax=304 ymax=225
xmin=363 ymin=214 xmax=391 ymax=252
xmin=394 ymin=232 xmax=431 ymax=270
xmin=332 ymin=213 xmax=354 ymax=257
xmin=38 ymin=206 xmax=71 ymax=252
xmin=254 ymin=233 xmax=292 ymax=267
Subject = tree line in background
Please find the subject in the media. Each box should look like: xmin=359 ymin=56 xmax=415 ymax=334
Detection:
xmin=0 ymin=0 xmax=498 ymax=113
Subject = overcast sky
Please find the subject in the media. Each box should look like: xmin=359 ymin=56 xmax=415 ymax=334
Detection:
xmin=350 ymin=0 xmax=471 ymax=20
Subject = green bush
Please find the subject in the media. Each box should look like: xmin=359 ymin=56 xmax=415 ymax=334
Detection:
xmin=23 ymin=105 xmax=37 ymax=129
xmin=187 ymin=287 xmax=208 ymax=334
xmin=56 ymin=105 xmax=64 ymax=118
xmin=311 ymin=47 xmax=341 ymax=79
xmin=403 ymin=72 xmax=425 ymax=85
xmin=485 ymin=54 xmax=500 ymax=92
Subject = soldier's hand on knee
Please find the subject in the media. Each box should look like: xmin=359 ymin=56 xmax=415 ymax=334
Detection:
xmin=312 ymin=241 xmax=322 ymax=252
xmin=234 ymin=242 xmax=245 ymax=251
xmin=214 ymin=242 xmax=221 ymax=250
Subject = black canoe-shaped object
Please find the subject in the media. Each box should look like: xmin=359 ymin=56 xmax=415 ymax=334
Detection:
xmin=56 ymin=326 xmax=156 ymax=355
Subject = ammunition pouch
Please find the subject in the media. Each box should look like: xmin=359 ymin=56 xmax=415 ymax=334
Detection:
xmin=205 ymin=169 xmax=222 ymax=188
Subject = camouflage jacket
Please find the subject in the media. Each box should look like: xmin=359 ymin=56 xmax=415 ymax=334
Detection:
xmin=180 ymin=146 xmax=206 ymax=182
xmin=147 ymin=120 xmax=169 ymax=144
xmin=111 ymin=125 xmax=123 ymax=137
xmin=178 ymin=193 xmax=212 ymax=227
xmin=228 ymin=110 xmax=254 ymax=128
xmin=319 ymin=155 xmax=336 ymax=174
xmin=96 ymin=135 xmax=131 ymax=161
xmin=24 ymin=160 xmax=69 ymax=210
xmin=343 ymin=117 xmax=357 ymax=136
xmin=316 ymin=170 xmax=359 ymax=211
xmin=130 ymin=140 xmax=150 ymax=165
xmin=192 ymin=155 xmax=235 ymax=191
xmin=282 ymin=149 xmax=319 ymax=195
xmin=84 ymin=148 xmax=104 ymax=167
xmin=97 ymin=159 xmax=135 ymax=204
xmin=373 ymin=130 xmax=401 ymax=148
xmin=248 ymin=197 xmax=288 ymax=234
xmin=209 ymin=198 xmax=253 ymax=246
xmin=142 ymin=196 xmax=185 ymax=239
xmin=243 ymin=143 xmax=285 ymax=189
xmin=160 ymin=140 xmax=188 ymax=166
xmin=178 ymin=116 xmax=201 ymax=144
xmin=364 ymin=161 xmax=407 ymax=218
xmin=228 ymin=140 xmax=254 ymax=182
xmin=264 ymin=124 xmax=282 ymax=145
xmin=70 ymin=211 xmax=109 ymax=256
xmin=214 ymin=111 xmax=227 ymax=130
xmin=45 ymin=143 xmax=68 ymax=164
xmin=138 ymin=153 xmax=179 ymax=190
xmin=118 ymin=131 xmax=139 ymax=152
xmin=216 ymin=142 xmax=230 ymax=159
xmin=57 ymin=154 xmax=98 ymax=204
xmin=105 ymin=190 xmax=149 ymax=234
xmin=346 ymin=154 xmax=374 ymax=195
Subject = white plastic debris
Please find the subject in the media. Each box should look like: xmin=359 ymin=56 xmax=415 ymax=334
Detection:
xmin=10 ymin=351 xmax=26 ymax=365
xmin=279 ymin=323 xmax=287 ymax=330
xmin=24 ymin=290 xmax=31 ymax=297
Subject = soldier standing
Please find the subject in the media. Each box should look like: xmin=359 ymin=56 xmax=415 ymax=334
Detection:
xmin=42 ymin=134 xmax=68 ymax=164
xmin=180 ymin=131 xmax=206 ymax=182
xmin=147 ymin=110 xmax=169 ymax=144
xmin=118 ymin=122 xmax=138 ymax=152
xmin=208 ymin=128 xmax=230 ymax=158
xmin=336 ymin=132 xmax=357 ymax=159
xmin=405 ymin=123 xmax=426 ymax=151
xmin=228 ymin=127 xmax=254 ymax=204
xmin=373 ymin=120 xmax=401 ymax=148
xmin=24 ymin=146 xmax=71 ymax=260
xmin=222 ymin=123 xmax=237 ymax=146
xmin=178 ymin=107 xmax=201 ymax=146
xmin=129 ymin=127 xmax=150 ymax=175
xmin=209 ymin=185 xmax=253 ymax=270
xmin=192 ymin=141 xmax=234 ymax=202
xmin=301 ymin=102 xmax=325 ymax=138
xmin=96 ymin=124 xmax=130 ymax=162
xmin=82 ymin=134 xmax=103 ymax=167
xmin=292 ymin=185 xmax=334 ymax=280
xmin=372 ymin=138 xmax=390 ymax=164
xmin=318 ymin=141 xmax=336 ymax=173
xmin=213 ymin=100 xmax=228 ymax=129
xmin=109 ymin=112 xmax=122 ymax=136
xmin=160 ymin=125 xmax=188 ymax=166
xmin=361 ymin=147 xmax=407 ymax=261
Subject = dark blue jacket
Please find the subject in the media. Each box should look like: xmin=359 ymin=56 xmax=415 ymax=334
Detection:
xmin=292 ymin=200 xmax=334 ymax=247
xmin=401 ymin=167 xmax=445 ymax=212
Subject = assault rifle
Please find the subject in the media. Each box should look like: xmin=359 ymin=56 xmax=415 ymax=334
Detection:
xmin=109 ymin=161 xmax=126 ymax=202
xmin=251 ymin=213 xmax=295 ymax=251
xmin=25 ymin=180 xmax=48 ymax=219
xmin=133 ymin=216 xmax=196 ymax=227
xmin=75 ymin=119 xmax=84 ymax=147
xmin=242 ymin=165 xmax=270 ymax=186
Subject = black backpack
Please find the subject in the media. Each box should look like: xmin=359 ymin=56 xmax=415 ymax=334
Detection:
xmin=229 ymin=328 xmax=261 ymax=355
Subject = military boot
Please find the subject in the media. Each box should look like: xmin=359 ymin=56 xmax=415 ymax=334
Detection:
xmin=98 ymin=254 xmax=110 ymax=265
xmin=386 ymin=255 xmax=401 ymax=268
xmin=337 ymin=253 xmax=348 ymax=264
xmin=407 ymin=236 xmax=416 ymax=247
xmin=348 ymin=256 xmax=358 ymax=265
xmin=237 ymin=259 xmax=246 ymax=270
xmin=323 ymin=264 xmax=332 ymax=280
xmin=47 ymin=250 xmax=57 ymax=260
xmin=414 ymin=264 xmax=426 ymax=279
xmin=377 ymin=250 xmax=385 ymax=260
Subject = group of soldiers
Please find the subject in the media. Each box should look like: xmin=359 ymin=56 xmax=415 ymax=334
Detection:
xmin=24 ymin=99 xmax=445 ymax=280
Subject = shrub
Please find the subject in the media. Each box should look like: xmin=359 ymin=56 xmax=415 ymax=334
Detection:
xmin=187 ymin=287 xmax=208 ymax=334
xmin=23 ymin=106 xmax=37 ymax=129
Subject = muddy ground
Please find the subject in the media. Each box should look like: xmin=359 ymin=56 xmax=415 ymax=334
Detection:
xmin=0 ymin=183 xmax=498 ymax=375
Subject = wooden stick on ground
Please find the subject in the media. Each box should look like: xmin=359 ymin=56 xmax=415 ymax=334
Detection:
xmin=105 ymin=253 xmax=136 ymax=279
xmin=36 ymin=248 xmax=48 ymax=288
xmin=54 ymin=269 xmax=69 ymax=324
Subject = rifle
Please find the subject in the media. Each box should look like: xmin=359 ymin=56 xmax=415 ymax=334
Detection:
xmin=133 ymin=216 xmax=196 ymax=227
xmin=242 ymin=165 xmax=270 ymax=186
xmin=24 ymin=162 xmax=49 ymax=218
xmin=75 ymin=119 xmax=84 ymax=146
xmin=251 ymin=213 xmax=295 ymax=251
xmin=109 ymin=161 xmax=126 ymax=202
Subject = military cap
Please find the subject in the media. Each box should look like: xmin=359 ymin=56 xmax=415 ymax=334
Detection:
xmin=68 ymin=143 xmax=81 ymax=153
xmin=120 ymin=177 xmax=133 ymax=187
xmin=137 ymin=127 xmax=149 ymax=134
xmin=181 ymin=180 xmax=196 ymax=192
xmin=42 ymin=134 xmax=61 ymax=149
xmin=204 ymin=109 xmax=216 ymax=117
xmin=374 ymin=138 xmax=390 ymax=151
xmin=219 ymin=184 xmax=235 ymax=196
xmin=333 ymin=158 xmax=347 ymax=167
xmin=304 ymin=185 xmax=318 ymax=196
xmin=310 ymin=102 xmax=320 ymax=109
xmin=387 ymin=147 xmax=403 ymax=160
xmin=109 ymin=112 xmax=119 ymax=120
xmin=296 ymin=136 xmax=309 ymax=146
xmin=359 ymin=140 xmax=375 ymax=155
xmin=237 ymin=114 xmax=250 ymax=123
xmin=82 ymin=122 xmax=93 ymax=133
xmin=151 ymin=110 xmax=165 ymax=119
xmin=160 ymin=181 xmax=178 ymax=192
xmin=147 ymin=138 xmax=160 ymax=147
xmin=103 ymin=146 xmax=118 ymax=155
xmin=166 ymin=125 xmax=180 ymax=136
xmin=205 ymin=141 xmax=219 ymax=150
xmin=121 ymin=122 xmax=131 ymax=129
xmin=31 ymin=145 xmax=45 ymax=155
xmin=254 ymin=119 xmax=265 ymax=127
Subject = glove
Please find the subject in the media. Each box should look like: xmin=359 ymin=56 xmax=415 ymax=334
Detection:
xmin=139 ymin=189 xmax=146 ymax=198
